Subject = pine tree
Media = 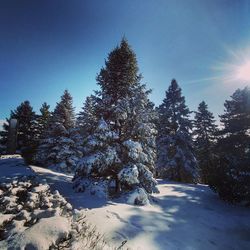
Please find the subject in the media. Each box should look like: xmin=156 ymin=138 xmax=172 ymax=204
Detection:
xmin=0 ymin=101 xmax=36 ymax=163
xmin=46 ymin=124 xmax=82 ymax=172
xmin=36 ymin=90 xmax=82 ymax=172
xmin=157 ymin=79 xmax=198 ymax=183
xmin=53 ymin=89 xmax=75 ymax=130
xmin=193 ymin=101 xmax=217 ymax=183
xmin=209 ymin=87 xmax=250 ymax=203
xmin=32 ymin=102 xmax=51 ymax=163
xmin=117 ymin=84 xmax=158 ymax=193
xmin=37 ymin=102 xmax=51 ymax=138
xmin=77 ymin=95 xmax=99 ymax=139
xmin=74 ymin=39 xmax=158 ymax=202
xmin=96 ymin=38 xmax=140 ymax=104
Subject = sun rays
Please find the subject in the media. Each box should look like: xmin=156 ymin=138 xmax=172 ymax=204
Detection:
xmin=213 ymin=46 xmax=250 ymax=85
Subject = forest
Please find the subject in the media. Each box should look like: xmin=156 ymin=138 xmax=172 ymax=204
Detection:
xmin=1 ymin=39 xmax=249 ymax=205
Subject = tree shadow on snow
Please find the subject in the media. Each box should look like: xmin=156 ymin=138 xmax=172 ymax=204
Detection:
xmin=111 ymin=181 xmax=250 ymax=250
xmin=0 ymin=157 xmax=35 ymax=181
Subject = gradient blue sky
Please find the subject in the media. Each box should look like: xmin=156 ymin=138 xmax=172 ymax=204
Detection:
xmin=0 ymin=0 xmax=250 ymax=124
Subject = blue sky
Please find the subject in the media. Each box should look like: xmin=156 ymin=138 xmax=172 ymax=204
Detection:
xmin=0 ymin=0 xmax=250 ymax=124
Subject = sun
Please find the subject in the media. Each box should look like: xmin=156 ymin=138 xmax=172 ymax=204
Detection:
xmin=235 ymin=61 xmax=250 ymax=82
xmin=213 ymin=46 xmax=250 ymax=85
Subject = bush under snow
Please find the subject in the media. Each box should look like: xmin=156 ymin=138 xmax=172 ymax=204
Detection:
xmin=0 ymin=176 xmax=108 ymax=250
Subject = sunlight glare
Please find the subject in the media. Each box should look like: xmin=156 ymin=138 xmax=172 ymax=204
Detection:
xmin=213 ymin=46 xmax=250 ymax=85
xmin=236 ymin=61 xmax=250 ymax=82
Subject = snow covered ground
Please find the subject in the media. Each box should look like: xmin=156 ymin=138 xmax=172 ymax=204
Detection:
xmin=1 ymin=155 xmax=250 ymax=250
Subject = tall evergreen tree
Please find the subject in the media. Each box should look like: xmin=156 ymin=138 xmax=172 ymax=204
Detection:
xmin=157 ymin=79 xmax=198 ymax=183
xmin=96 ymin=38 xmax=140 ymax=104
xmin=36 ymin=90 xmax=82 ymax=172
xmin=53 ymin=89 xmax=75 ymax=129
xmin=74 ymin=39 xmax=158 ymax=202
xmin=209 ymin=87 xmax=250 ymax=203
xmin=117 ymin=84 xmax=158 ymax=193
xmin=32 ymin=102 xmax=51 ymax=162
xmin=77 ymin=94 xmax=99 ymax=139
xmin=0 ymin=101 xmax=36 ymax=162
xmin=193 ymin=101 xmax=217 ymax=183
xmin=37 ymin=102 xmax=51 ymax=136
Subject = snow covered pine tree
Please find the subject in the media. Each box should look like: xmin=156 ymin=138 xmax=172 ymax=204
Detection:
xmin=36 ymin=90 xmax=82 ymax=173
xmin=157 ymin=79 xmax=198 ymax=183
xmin=193 ymin=101 xmax=217 ymax=184
xmin=74 ymin=38 xmax=158 ymax=204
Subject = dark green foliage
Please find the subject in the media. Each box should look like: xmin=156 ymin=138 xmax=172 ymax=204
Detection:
xmin=77 ymin=95 xmax=99 ymax=139
xmin=193 ymin=101 xmax=217 ymax=183
xmin=157 ymin=79 xmax=198 ymax=183
xmin=208 ymin=87 xmax=250 ymax=203
xmin=97 ymin=38 xmax=140 ymax=103
xmin=0 ymin=101 xmax=36 ymax=163
xmin=30 ymin=102 xmax=51 ymax=161
xmin=53 ymin=90 xmax=75 ymax=130
xmin=1 ymin=101 xmax=37 ymax=163
xmin=37 ymin=102 xmax=51 ymax=139
xmin=15 ymin=101 xmax=36 ymax=163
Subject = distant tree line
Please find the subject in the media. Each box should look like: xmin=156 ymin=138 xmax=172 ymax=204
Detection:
xmin=0 ymin=38 xmax=249 ymax=205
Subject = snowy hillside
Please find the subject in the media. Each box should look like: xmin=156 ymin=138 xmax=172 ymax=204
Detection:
xmin=0 ymin=155 xmax=250 ymax=250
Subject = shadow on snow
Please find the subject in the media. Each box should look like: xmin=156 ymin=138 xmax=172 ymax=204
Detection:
xmin=110 ymin=180 xmax=250 ymax=250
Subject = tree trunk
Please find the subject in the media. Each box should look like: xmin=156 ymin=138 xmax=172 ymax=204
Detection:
xmin=115 ymin=175 xmax=121 ymax=193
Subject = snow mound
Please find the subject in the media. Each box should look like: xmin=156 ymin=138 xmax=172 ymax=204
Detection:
xmin=127 ymin=187 xmax=150 ymax=205
xmin=0 ymin=176 xmax=72 ymax=249
xmin=6 ymin=216 xmax=70 ymax=250
xmin=0 ymin=175 xmax=110 ymax=249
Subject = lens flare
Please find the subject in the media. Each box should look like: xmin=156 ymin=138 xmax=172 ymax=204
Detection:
xmin=210 ymin=46 xmax=250 ymax=86
xmin=235 ymin=61 xmax=250 ymax=82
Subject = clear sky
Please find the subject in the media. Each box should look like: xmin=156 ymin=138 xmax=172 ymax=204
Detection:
xmin=0 ymin=0 xmax=250 ymax=124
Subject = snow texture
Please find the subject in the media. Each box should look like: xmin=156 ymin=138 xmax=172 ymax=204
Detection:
xmin=31 ymin=158 xmax=250 ymax=250
xmin=0 ymin=172 xmax=108 ymax=249
xmin=1 ymin=155 xmax=250 ymax=250
xmin=4 ymin=216 xmax=70 ymax=250
xmin=0 ymin=175 xmax=72 ymax=249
